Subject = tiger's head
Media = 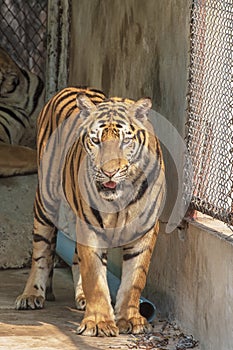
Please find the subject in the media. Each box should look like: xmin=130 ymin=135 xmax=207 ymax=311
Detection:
xmin=0 ymin=47 xmax=20 ymax=95
xmin=76 ymin=94 xmax=154 ymax=202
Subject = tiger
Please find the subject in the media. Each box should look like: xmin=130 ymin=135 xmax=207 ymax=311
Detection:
xmin=15 ymin=86 xmax=166 ymax=337
xmin=0 ymin=47 xmax=44 ymax=177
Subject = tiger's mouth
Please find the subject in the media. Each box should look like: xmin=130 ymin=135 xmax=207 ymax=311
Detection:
xmin=95 ymin=174 xmax=135 ymax=202
xmin=102 ymin=181 xmax=117 ymax=190
xmin=96 ymin=180 xmax=121 ymax=201
xmin=97 ymin=180 xmax=118 ymax=193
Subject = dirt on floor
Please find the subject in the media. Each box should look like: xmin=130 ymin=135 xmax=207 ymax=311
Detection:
xmin=0 ymin=268 xmax=199 ymax=350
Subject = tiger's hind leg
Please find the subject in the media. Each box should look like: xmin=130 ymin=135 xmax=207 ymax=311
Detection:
xmin=72 ymin=246 xmax=86 ymax=310
xmin=15 ymin=211 xmax=57 ymax=310
xmin=115 ymin=223 xmax=159 ymax=334
xmin=0 ymin=143 xmax=37 ymax=177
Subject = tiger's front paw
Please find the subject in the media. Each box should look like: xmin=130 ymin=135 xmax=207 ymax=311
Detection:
xmin=117 ymin=316 xmax=152 ymax=334
xmin=15 ymin=294 xmax=45 ymax=310
xmin=77 ymin=319 xmax=119 ymax=337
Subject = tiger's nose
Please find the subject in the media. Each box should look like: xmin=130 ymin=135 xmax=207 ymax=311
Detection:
xmin=101 ymin=168 xmax=119 ymax=178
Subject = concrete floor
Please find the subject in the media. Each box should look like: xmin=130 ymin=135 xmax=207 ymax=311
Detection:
xmin=0 ymin=268 xmax=130 ymax=350
xmin=0 ymin=267 xmax=199 ymax=350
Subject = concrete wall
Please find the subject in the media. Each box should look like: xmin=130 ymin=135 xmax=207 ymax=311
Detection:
xmin=69 ymin=0 xmax=189 ymax=132
xmin=0 ymin=175 xmax=37 ymax=268
xmin=145 ymin=222 xmax=233 ymax=350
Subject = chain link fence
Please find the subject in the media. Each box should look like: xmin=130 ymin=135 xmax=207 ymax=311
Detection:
xmin=186 ymin=0 xmax=233 ymax=227
xmin=0 ymin=0 xmax=47 ymax=79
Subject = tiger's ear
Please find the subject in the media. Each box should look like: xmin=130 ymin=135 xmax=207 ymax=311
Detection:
xmin=76 ymin=94 xmax=97 ymax=111
xmin=130 ymin=98 xmax=152 ymax=122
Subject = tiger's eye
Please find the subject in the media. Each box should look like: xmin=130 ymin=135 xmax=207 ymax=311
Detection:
xmin=123 ymin=138 xmax=132 ymax=145
xmin=91 ymin=137 xmax=100 ymax=144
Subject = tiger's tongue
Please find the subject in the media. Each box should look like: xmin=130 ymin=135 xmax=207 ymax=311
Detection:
xmin=103 ymin=181 xmax=117 ymax=189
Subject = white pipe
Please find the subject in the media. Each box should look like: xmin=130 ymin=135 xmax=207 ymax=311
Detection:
xmin=107 ymin=270 xmax=156 ymax=322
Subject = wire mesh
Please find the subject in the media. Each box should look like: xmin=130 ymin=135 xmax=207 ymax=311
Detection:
xmin=0 ymin=0 xmax=47 ymax=79
xmin=186 ymin=0 xmax=233 ymax=226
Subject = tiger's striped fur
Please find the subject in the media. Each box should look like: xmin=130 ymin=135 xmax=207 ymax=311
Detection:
xmin=0 ymin=47 xmax=44 ymax=176
xmin=15 ymin=87 xmax=166 ymax=337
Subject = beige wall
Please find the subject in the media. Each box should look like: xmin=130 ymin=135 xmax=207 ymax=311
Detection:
xmin=69 ymin=0 xmax=189 ymax=132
